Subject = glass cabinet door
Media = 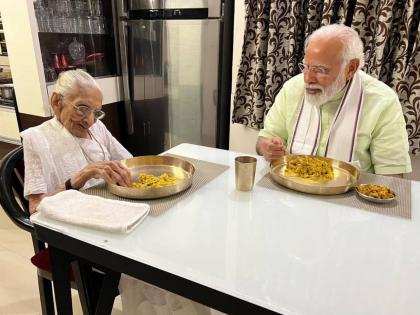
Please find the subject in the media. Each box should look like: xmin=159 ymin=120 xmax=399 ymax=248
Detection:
xmin=33 ymin=0 xmax=118 ymax=82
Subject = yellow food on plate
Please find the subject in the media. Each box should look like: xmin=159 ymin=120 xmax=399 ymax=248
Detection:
xmin=285 ymin=156 xmax=334 ymax=181
xmin=357 ymin=184 xmax=395 ymax=199
xmin=132 ymin=173 xmax=177 ymax=189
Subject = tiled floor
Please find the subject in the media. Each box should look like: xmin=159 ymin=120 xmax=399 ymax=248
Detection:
xmin=0 ymin=207 xmax=123 ymax=315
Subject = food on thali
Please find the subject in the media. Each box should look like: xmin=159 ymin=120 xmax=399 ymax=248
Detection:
xmin=356 ymin=184 xmax=395 ymax=199
xmin=108 ymin=155 xmax=194 ymax=199
xmin=132 ymin=173 xmax=177 ymax=189
xmin=285 ymin=156 xmax=334 ymax=181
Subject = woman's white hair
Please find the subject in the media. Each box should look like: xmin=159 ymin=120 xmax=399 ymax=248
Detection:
xmin=52 ymin=69 xmax=101 ymax=99
xmin=305 ymin=24 xmax=365 ymax=69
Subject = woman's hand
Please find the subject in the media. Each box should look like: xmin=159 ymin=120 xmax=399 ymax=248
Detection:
xmin=72 ymin=160 xmax=132 ymax=189
xmin=28 ymin=161 xmax=132 ymax=214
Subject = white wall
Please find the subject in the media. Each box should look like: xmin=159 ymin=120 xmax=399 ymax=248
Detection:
xmin=228 ymin=0 xmax=259 ymax=155
xmin=0 ymin=0 xmax=51 ymax=116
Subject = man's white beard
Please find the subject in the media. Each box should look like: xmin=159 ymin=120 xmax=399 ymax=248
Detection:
xmin=305 ymin=69 xmax=347 ymax=107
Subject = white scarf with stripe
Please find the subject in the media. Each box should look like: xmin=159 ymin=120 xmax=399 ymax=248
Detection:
xmin=289 ymin=72 xmax=364 ymax=162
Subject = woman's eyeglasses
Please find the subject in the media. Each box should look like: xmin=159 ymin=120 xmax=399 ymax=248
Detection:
xmin=72 ymin=104 xmax=106 ymax=120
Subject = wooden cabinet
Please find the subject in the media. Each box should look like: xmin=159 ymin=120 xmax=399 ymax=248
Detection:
xmin=125 ymin=97 xmax=168 ymax=156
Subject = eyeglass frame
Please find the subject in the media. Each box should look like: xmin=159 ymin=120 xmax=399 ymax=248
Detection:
xmin=298 ymin=62 xmax=332 ymax=76
xmin=58 ymin=93 xmax=106 ymax=120
xmin=71 ymin=103 xmax=106 ymax=120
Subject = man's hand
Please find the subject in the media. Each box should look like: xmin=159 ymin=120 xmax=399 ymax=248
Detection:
xmin=256 ymin=136 xmax=287 ymax=161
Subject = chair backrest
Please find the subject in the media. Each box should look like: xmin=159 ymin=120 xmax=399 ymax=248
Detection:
xmin=1 ymin=146 xmax=114 ymax=314
xmin=0 ymin=146 xmax=33 ymax=233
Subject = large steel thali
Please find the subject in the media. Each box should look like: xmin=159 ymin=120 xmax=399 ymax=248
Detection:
xmin=270 ymin=155 xmax=360 ymax=195
xmin=108 ymin=155 xmax=195 ymax=199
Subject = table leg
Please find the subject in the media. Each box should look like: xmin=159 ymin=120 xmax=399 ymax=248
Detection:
xmin=49 ymin=246 xmax=73 ymax=315
xmin=95 ymin=270 xmax=121 ymax=315
xmin=72 ymin=260 xmax=96 ymax=315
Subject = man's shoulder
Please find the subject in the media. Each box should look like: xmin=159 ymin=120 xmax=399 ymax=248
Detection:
xmin=359 ymin=71 xmax=398 ymax=101
xmin=277 ymin=73 xmax=305 ymax=101
xmin=283 ymin=73 xmax=305 ymax=89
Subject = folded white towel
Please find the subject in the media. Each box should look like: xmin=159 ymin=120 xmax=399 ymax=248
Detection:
xmin=37 ymin=190 xmax=150 ymax=233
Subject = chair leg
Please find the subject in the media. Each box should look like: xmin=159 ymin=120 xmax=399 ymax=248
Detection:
xmin=37 ymin=275 xmax=55 ymax=315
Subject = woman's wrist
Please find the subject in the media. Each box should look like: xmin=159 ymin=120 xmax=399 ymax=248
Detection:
xmin=65 ymin=178 xmax=74 ymax=190
xmin=68 ymin=172 xmax=86 ymax=190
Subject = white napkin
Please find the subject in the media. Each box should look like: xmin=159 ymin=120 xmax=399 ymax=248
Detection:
xmin=37 ymin=190 xmax=150 ymax=233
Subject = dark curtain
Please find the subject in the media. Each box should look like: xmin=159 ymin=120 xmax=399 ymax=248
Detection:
xmin=232 ymin=0 xmax=420 ymax=154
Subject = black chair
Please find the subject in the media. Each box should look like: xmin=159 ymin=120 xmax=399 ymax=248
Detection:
xmin=0 ymin=146 xmax=100 ymax=315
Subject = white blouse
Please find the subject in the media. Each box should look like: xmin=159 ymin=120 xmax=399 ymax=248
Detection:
xmin=21 ymin=117 xmax=132 ymax=197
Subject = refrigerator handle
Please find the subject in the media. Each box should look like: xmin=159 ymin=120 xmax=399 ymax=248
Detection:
xmin=120 ymin=22 xmax=134 ymax=135
xmin=117 ymin=3 xmax=134 ymax=135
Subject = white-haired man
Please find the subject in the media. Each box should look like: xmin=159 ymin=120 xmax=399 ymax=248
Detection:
xmin=256 ymin=24 xmax=411 ymax=176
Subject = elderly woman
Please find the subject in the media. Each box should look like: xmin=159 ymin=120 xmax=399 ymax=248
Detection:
xmin=22 ymin=70 xmax=212 ymax=314
xmin=22 ymin=69 xmax=132 ymax=213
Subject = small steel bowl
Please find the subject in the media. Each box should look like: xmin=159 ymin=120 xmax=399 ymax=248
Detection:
xmin=354 ymin=184 xmax=396 ymax=203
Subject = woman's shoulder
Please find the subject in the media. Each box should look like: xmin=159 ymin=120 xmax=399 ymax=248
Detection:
xmin=88 ymin=120 xmax=108 ymax=138
xmin=89 ymin=119 xmax=109 ymax=133
xmin=20 ymin=118 xmax=56 ymax=139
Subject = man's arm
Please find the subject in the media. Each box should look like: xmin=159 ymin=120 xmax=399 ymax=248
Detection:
xmin=370 ymin=92 xmax=412 ymax=176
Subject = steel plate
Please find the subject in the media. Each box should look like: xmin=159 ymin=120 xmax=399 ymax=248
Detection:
xmin=270 ymin=155 xmax=360 ymax=195
xmin=355 ymin=184 xmax=396 ymax=203
xmin=108 ymin=155 xmax=195 ymax=199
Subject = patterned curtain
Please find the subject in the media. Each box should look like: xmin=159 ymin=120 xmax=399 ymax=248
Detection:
xmin=232 ymin=0 xmax=420 ymax=154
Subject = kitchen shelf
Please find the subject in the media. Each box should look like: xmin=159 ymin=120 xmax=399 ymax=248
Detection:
xmin=38 ymin=32 xmax=108 ymax=36
xmin=34 ymin=0 xmax=117 ymax=82
xmin=38 ymin=32 xmax=117 ymax=82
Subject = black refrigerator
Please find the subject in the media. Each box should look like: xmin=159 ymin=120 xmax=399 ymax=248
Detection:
xmin=116 ymin=0 xmax=232 ymax=156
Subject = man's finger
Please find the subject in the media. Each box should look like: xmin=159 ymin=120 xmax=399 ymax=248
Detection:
xmin=271 ymin=137 xmax=283 ymax=145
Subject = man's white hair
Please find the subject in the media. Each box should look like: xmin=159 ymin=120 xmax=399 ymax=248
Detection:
xmin=52 ymin=69 xmax=102 ymax=99
xmin=305 ymin=24 xmax=365 ymax=69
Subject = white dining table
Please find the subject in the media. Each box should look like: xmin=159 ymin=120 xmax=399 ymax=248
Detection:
xmin=32 ymin=143 xmax=420 ymax=315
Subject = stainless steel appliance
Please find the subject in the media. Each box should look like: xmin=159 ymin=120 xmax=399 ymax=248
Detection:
xmin=117 ymin=0 xmax=228 ymax=155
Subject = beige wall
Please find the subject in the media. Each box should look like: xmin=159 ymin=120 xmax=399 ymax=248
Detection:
xmin=228 ymin=1 xmax=259 ymax=155
xmin=0 ymin=109 xmax=19 ymax=141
